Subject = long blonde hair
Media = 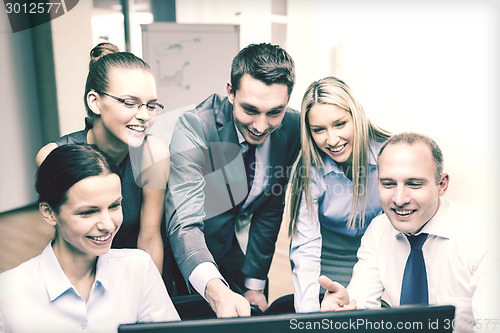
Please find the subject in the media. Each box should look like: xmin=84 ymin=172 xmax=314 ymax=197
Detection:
xmin=284 ymin=77 xmax=390 ymax=236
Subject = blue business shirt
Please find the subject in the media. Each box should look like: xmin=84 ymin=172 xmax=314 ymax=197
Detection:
xmin=0 ymin=244 xmax=179 ymax=333
xmin=290 ymin=141 xmax=384 ymax=313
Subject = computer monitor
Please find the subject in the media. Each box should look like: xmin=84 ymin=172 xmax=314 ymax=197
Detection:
xmin=118 ymin=305 xmax=455 ymax=333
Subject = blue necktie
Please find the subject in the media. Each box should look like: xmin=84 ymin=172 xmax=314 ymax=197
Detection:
xmin=400 ymin=233 xmax=429 ymax=305
xmin=243 ymin=143 xmax=256 ymax=194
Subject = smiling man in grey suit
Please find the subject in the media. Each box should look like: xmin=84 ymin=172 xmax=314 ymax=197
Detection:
xmin=165 ymin=43 xmax=300 ymax=317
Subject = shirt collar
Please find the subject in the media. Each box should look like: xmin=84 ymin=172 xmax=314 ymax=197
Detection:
xmin=235 ymin=124 xmax=245 ymax=145
xmin=419 ymin=198 xmax=452 ymax=239
xmin=94 ymin=253 xmax=111 ymax=292
xmin=368 ymin=141 xmax=383 ymax=165
xmin=234 ymin=124 xmax=269 ymax=149
xmin=40 ymin=243 xmax=75 ymax=302
xmin=41 ymin=243 xmax=109 ymax=302
xmin=392 ymin=198 xmax=453 ymax=240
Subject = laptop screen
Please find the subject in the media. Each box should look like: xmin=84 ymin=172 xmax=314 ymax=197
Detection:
xmin=118 ymin=305 xmax=455 ymax=333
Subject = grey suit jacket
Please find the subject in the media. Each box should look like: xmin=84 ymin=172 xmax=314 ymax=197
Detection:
xmin=165 ymin=94 xmax=300 ymax=284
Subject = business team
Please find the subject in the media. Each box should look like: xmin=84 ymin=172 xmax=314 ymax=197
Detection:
xmin=0 ymin=41 xmax=497 ymax=333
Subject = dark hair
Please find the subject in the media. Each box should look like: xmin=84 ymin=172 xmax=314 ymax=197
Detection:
xmin=84 ymin=42 xmax=152 ymax=119
xmin=36 ymin=144 xmax=121 ymax=212
xmin=378 ymin=132 xmax=443 ymax=184
xmin=230 ymin=43 xmax=295 ymax=96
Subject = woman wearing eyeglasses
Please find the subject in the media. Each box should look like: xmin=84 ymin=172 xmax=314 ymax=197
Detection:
xmin=35 ymin=43 xmax=169 ymax=283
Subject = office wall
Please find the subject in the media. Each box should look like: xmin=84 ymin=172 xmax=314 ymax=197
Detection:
xmin=51 ymin=1 xmax=93 ymax=136
xmin=178 ymin=0 xmax=499 ymax=215
xmin=0 ymin=1 xmax=92 ymax=213
xmin=176 ymin=0 xmax=273 ymax=52
xmin=288 ymin=0 xmax=500 ymax=216
xmin=0 ymin=10 xmax=43 ymax=212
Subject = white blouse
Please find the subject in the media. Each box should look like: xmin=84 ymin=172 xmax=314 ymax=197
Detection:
xmin=0 ymin=244 xmax=179 ymax=333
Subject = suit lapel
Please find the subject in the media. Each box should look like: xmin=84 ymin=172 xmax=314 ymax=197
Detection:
xmin=215 ymin=98 xmax=239 ymax=163
xmin=268 ymin=123 xmax=284 ymax=187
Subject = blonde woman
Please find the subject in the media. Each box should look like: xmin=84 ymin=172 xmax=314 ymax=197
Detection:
xmin=284 ymin=77 xmax=390 ymax=313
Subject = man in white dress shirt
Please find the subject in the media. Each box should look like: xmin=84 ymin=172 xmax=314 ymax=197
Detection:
xmin=320 ymin=132 xmax=499 ymax=333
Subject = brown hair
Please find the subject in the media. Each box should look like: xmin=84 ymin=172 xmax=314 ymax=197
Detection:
xmin=230 ymin=43 xmax=295 ymax=97
xmin=84 ymin=42 xmax=152 ymax=119
xmin=36 ymin=143 xmax=121 ymax=212
xmin=88 ymin=42 xmax=120 ymax=68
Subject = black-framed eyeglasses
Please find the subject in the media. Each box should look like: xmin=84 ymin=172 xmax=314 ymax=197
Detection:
xmin=95 ymin=90 xmax=164 ymax=112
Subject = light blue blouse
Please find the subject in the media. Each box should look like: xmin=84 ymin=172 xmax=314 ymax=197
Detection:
xmin=313 ymin=141 xmax=383 ymax=237
xmin=291 ymin=141 xmax=384 ymax=313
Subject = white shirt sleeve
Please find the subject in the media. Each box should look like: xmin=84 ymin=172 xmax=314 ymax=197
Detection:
xmin=0 ymin=308 xmax=4 ymax=333
xmin=290 ymin=189 xmax=322 ymax=313
xmin=346 ymin=220 xmax=385 ymax=309
xmin=244 ymin=278 xmax=267 ymax=291
xmin=189 ymin=263 xmax=266 ymax=295
xmin=138 ymin=255 xmax=180 ymax=322
xmin=466 ymin=215 xmax=500 ymax=327
xmin=189 ymin=262 xmax=226 ymax=299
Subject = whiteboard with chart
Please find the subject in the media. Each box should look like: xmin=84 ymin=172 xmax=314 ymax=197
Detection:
xmin=142 ymin=23 xmax=240 ymax=112
xmin=141 ymin=23 xmax=240 ymax=147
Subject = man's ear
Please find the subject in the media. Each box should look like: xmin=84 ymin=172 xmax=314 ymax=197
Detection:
xmin=438 ymin=173 xmax=449 ymax=197
xmin=39 ymin=202 xmax=57 ymax=227
xmin=87 ymin=90 xmax=101 ymax=116
xmin=226 ymin=82 xmax=234 ymax=104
